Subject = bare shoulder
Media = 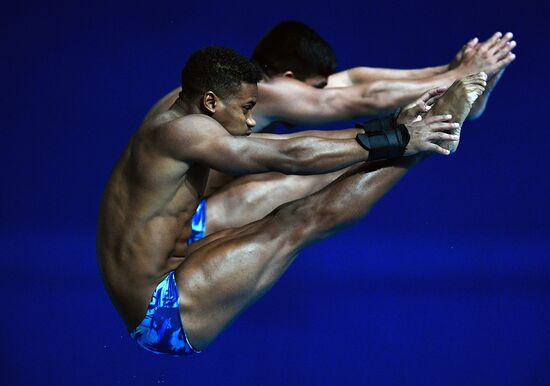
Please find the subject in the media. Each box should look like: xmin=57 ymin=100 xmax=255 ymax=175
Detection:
xmin=175 ymin=113 xmax=222 ymax=127
xmin=163 ymin=114 xmax=225 ymax=139
xmin=256 ymin=78 xmax=322 ymax=120
xmin=256 ymin=78 xmax=348 ymax=125
xmin=258 ymin=78 xmax=317 ymax=101
xmin=138 ymin=113 xmax=230 ymax=164
xmin=143 ymin=87 xmax=182 ymax=121
xmin=140 ymin=112 xmax=219 ymax=138
xmin=153 ymin=87 xmax=181 ymax=111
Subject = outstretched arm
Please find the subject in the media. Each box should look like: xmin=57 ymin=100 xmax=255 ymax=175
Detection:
xmin=327 ymin=64 xmax=449 ymax=87
xmin=325 ymin=37 xmax=477 ymax=89
xmin=250 ymin=127 xmax=364 ymax=140
xmin=256 ymin=71 xmax=462 ymax=125
xmin=326 ymin=35 xmax=497 ymax=88
xmin=163 ymin=89 xmax=458 ymax=175
xmin=165 ymin=88 xmax=458 ymax=174
xmin=258 ymin=34 xmax=513 ymax=126
xmin=311 ymin=33 xmax=515 ymax=122
xmin=164 ymin=115 xmax=371 ymax=175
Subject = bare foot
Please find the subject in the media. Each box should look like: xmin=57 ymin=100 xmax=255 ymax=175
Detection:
xmin=467 ymin=67 xmax=508 ymax=119
xmin=425 ymin=72 xmax=487 ymax=153
xmin=468 ymin=32 xmax=516 ymax=119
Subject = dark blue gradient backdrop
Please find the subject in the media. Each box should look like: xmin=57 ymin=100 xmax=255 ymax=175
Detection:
xmin=2 ymin=1 xmax=549 ymax=385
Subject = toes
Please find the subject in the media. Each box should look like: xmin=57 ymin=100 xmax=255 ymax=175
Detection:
xmin=462 ymin=72 xmax=487 ymax=84
xmin=465 ymin=87 xmax=484 ymax=103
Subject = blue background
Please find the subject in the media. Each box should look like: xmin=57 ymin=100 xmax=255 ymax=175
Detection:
xmin=2 ymin=1 xmax=549 ymax=385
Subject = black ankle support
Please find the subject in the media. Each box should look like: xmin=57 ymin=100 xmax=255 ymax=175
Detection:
xmin=355 ymin=116 xmax=410 ymax=161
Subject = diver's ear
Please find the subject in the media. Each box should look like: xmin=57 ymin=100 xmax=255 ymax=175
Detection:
xmin=282 ymin=71 xmax=295 ymax=79
xmin=201 ymin=91 xmax=218 ymax=114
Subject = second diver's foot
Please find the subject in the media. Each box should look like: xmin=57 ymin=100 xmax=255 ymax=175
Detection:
xmin=426 ymin=72 xmax=487 ymax=153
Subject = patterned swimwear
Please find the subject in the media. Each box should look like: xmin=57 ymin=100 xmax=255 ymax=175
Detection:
xmin=130 ymin=199 xmax=208 ymax=355
xmin=130 ymin=272 xmax=200 ymax=356
xmin=187 ymin=199 xmax=207 ymax=245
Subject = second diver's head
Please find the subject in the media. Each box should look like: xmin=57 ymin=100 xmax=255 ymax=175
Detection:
xmin=252 ymin=20 xmax=337 ymax=88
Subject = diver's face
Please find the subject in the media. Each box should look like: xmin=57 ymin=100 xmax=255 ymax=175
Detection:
xmin=213 ymin=82 xmax=258 ymax=136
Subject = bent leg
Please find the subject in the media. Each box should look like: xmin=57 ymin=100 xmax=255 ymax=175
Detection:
xmin=202 ymin=74 xmax=486 ymax=236
xmin=176 ymin=156 xmax=419 ymax=350
xmin=205 ymin=170 xmax=347 ymax=235
xmin=176 ymin=75 xmax=481 ymax=351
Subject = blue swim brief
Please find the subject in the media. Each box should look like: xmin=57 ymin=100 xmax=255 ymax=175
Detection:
xmin=187 ymin=199 xmax=207 ymax=245
xmin=130 ymin=271 xmax=200 ymax=356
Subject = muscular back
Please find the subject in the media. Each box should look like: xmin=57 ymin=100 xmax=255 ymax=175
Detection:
xmin=97 ymin=111 xmax=209 ymax=330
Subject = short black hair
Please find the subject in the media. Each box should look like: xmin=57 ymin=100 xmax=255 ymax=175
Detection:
xmin=252 ymin=21 xmax=337 ymax=80
xmin=180 ymin=46 xmax=263 ymax=101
